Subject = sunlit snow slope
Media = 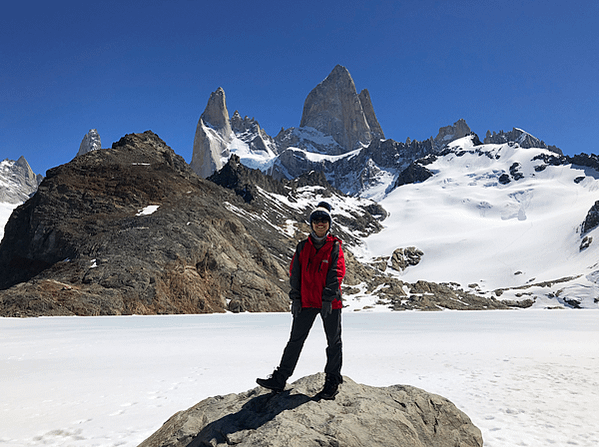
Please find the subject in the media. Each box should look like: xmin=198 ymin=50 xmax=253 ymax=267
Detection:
xmin=363 ymin=136 xmax=599 ymax=308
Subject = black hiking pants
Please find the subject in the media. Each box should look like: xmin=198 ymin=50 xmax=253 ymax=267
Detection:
xmin=277 ymin=307 xmax=342 ymax=381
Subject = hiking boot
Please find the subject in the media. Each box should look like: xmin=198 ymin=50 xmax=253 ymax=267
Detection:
xmin=316 ymin=373 xmax=342 ymax=400
xmin=256 ymin=369 xmax=286 ymax=392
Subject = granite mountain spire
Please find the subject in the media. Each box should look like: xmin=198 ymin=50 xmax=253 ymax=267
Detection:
xmin=190 ymin=87 xmax=232 ymax=178
xmin=300 ymin=64 xmax=384 ymax=152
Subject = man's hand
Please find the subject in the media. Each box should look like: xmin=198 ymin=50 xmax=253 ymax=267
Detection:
xmin=321 ymin=300 xmax=332 ymax=318
xmin=292 ymin=299 xmax=302 ymax=317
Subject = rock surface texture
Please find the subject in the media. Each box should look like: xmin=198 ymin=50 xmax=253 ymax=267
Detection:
xmin=138 ymin=374 xmax=483 ymax=447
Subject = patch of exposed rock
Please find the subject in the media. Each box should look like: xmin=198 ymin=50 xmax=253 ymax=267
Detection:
xmin=390 ymin=247 xmax=424 ymax=271
xmin=137 ymin=374 xmax=483 ymax=447
xmin=393 ymin=162 xmax=434 ymax=189
xmin=581 ymin=200 xmax=599 ymax=235
xmin=0 ymin=131 xmax=291 ymax=316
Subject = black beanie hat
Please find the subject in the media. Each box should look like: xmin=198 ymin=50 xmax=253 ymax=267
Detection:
xmin=309 ymin=201 xmax=332 ymax=225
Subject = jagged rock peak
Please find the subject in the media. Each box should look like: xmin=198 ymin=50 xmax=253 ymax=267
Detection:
xmin=300 ymin=64 xmax=383 ymax=152
xmin=208 ymin=154 xmax=287 ymax=203
xmin=434 ymin=119 xmax=472 ymax=150
xmin=15 ymin=156 xmax=36 ymax=180
xmin=190 ymin=87 xmax=233 ymax=178
xmin=76 ymin=129 xmax=101 ymax=157
xmin=0 ymin=156 xmax=42 ymax=204
xmin=484 ymin=127 xmax=562 ymax=154
xmin=201 ymin=87 xmax=231 ymax=133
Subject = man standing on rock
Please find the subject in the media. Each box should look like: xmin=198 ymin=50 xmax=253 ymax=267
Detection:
xmin=257 ymin=201 xmax=346 ymax=400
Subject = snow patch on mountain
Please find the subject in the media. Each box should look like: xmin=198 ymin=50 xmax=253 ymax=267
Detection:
xmin=0 ymin=202 xmax=19 ymax=242
xmin=225 ymin=133 xmax=276 ymax=171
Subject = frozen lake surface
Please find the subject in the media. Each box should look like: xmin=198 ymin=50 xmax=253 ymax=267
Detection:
xmin=1 ymin=310 xmax=598 ymax=447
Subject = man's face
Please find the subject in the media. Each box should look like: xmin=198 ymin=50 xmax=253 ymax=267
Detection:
xmin=311 ymin=218 xmax=330 ymax=238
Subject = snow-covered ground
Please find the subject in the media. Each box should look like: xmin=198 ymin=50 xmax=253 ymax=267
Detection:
xmin=1 ymin=310 xmax=598 ymax=447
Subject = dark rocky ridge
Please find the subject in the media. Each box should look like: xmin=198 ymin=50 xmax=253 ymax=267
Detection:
xmin=138 ymin=374 xmax=483 ymax=447
xmin=0 ymin=131 xmax=292 ymax=316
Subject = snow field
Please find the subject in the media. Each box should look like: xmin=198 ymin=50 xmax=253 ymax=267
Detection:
xmin=1 ymin=310 xmax=598 ymax=447
xmin=363 ymin=142 xmax=599 ymax=306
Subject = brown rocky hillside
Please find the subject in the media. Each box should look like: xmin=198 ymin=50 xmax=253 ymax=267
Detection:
xmin=0 ymin=132 xmax=292 ymax=316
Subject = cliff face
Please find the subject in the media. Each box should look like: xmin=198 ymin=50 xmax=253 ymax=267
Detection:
xmin=300 ymin=64 xmax=384 ymax=152
xmin=190 ymin=87 xmax=232 ymax=178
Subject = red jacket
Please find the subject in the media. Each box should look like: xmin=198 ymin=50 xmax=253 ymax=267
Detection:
xmin=289 ymin=234 xmax=345 ymax=309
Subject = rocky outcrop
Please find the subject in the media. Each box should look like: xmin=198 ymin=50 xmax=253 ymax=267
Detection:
xmin=0 ymin=131 xmax=291 ymax=316
xmin=137 ymin=374 xmax=483 ymax=447
xmin=300 ymin=65 xmax=383 ymax=152
xmin=393 ymin=161 xmax=434 ymax=189
xmin=190 ymin=87 xmax=232 ymax=178
xmin=581 ymin=200 xmax=599 ymax=235
xmin=484 ymin=128 xmax=562 ymax=154
xmin=0 ymin=156 xmax=42 ymax=204
xmin=433 ymin=119 xmax=472 ymax=150
xmin=76 ymin=129 xmax=102 ymax=157
xmin=390 ymin=247 xmax=424 ymax=271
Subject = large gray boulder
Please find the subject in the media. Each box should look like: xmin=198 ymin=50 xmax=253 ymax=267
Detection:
xmin=138 ymin=374 xmax=483 ymax=447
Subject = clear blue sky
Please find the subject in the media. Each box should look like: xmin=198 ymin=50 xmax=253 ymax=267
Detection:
xmin=2 ymin=0 xmax=597 ymax=175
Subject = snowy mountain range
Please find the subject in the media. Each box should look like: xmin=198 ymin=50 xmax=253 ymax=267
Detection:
xmin=1 ymin=65 xmax=598 ymax=310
